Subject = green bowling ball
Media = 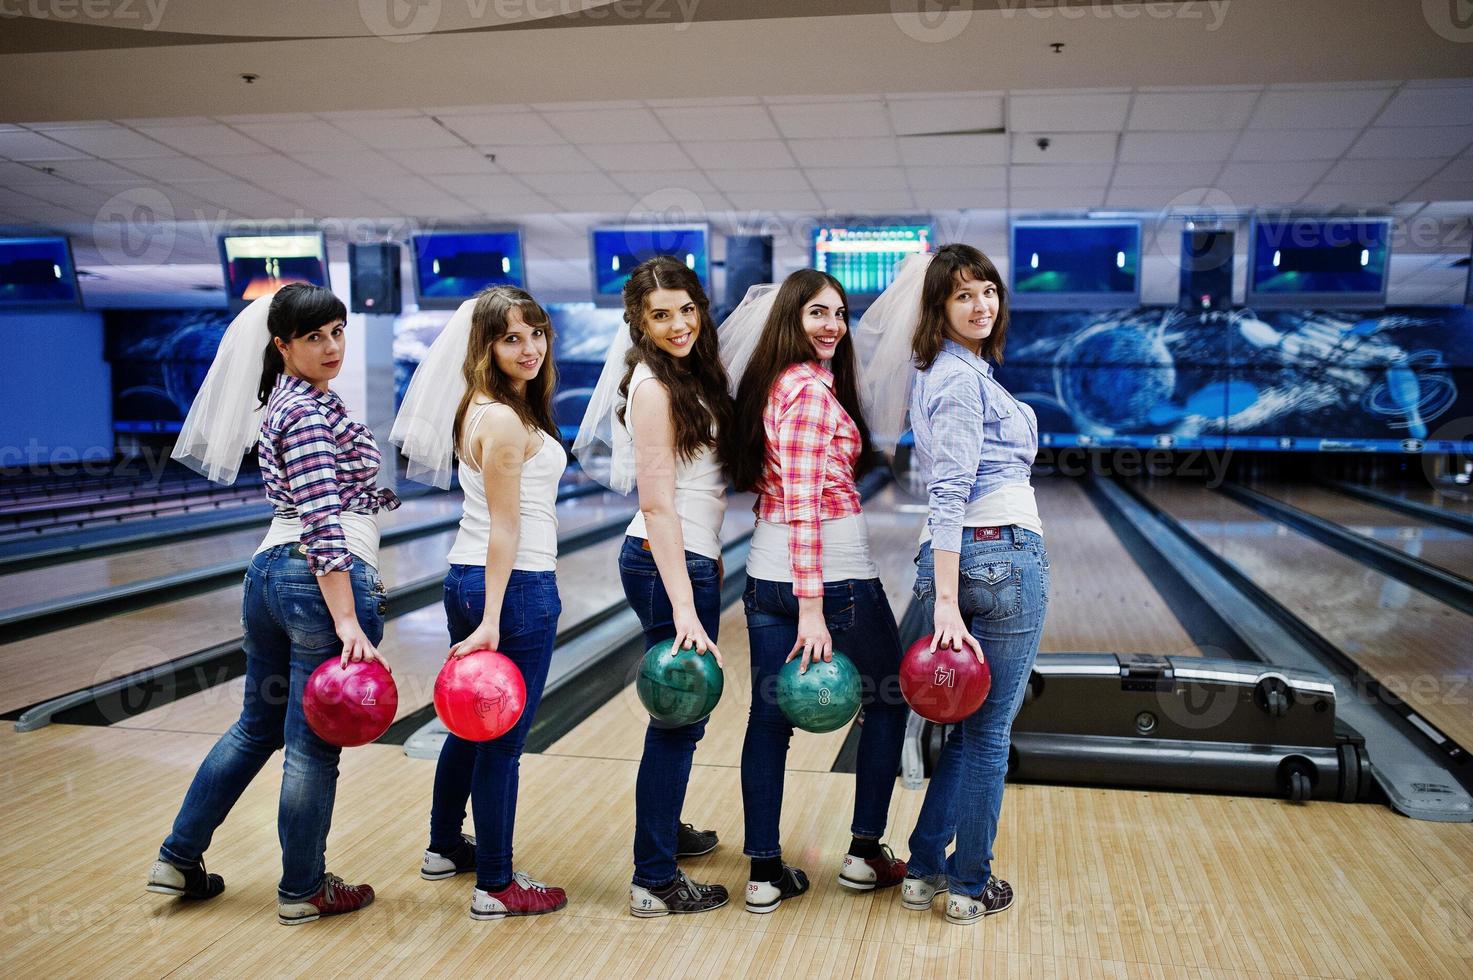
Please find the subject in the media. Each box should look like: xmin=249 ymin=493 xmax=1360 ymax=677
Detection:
xmin=776 ymin=651 xmax=862 ymax=733
xmin=636 ymin=638 xmax=724 ymax=725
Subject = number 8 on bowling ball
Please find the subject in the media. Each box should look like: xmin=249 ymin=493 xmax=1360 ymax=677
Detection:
xmin=776 ymin=652 xmax=862 ymax=733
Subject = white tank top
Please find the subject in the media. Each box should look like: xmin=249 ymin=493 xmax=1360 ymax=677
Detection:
xmin=621 ymin=361 xmax=727 ymax=560
xmin=918 ymin=482 xmax=1044 ymax=544
xmin=446 ymin=400 xmax=566 ymax=572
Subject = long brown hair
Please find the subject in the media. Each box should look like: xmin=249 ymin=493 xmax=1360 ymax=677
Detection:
xmin=724 ymin=269 xmax=874 ymax=492
xmin=453 ymin=286 xmax=559 ymax=459
xmin=616 ymin=256 xmax=732 ymax=464
xmin=913 ymin=243 xmax=1010 ymax=370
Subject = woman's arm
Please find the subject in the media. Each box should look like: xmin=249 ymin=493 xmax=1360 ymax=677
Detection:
xmin=774 ymin=379 xmax=839 ymax=670
xmin=923 ymin=377 xmax=986 ymax=662
xmin=630 ymin=380 xmax=721 ymax=663
xmin=450 ymin=405 xmax=529 ymax=658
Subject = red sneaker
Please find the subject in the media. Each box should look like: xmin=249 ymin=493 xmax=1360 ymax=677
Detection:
xmin=471 ymin=871 xmax=568 ymax=920
xmin=837 ymin=843 xmax=907 ymax=891
xmin=277 ymin=873 xmax=375 ymax=925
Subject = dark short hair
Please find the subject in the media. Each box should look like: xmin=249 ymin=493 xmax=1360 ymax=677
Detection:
xmin=257 ymin=283 xmax=348 ymax=406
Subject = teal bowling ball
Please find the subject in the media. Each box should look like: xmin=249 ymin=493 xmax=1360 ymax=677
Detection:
xmin=776 ymin=652 xmax=862 ymax=733
xmin=636 ymin=638 xmax=724 ymax=725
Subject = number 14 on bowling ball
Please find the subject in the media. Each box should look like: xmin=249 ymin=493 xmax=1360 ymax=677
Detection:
xmin=899 ymin=635 xmax=991 ymax=725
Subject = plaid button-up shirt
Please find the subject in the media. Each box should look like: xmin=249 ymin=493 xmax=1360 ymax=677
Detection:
xmin=754 ymin=360 xmax=863 ymax=598
xmin=258 ymin=374 xmax=400 ymax=575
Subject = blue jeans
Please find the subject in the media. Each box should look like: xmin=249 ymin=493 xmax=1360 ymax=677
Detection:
xmin=161 ymin=546 xmax=387 ymax=901
xmin=906 ymin=527 xmax=1049 ymax=898
xmin=618 ymin=535 xmax=722 ymax=888
xmin=740 ymin=576 xmax=909 ymax=859
xmin=428 ymin=564 xmax=560 ymax=891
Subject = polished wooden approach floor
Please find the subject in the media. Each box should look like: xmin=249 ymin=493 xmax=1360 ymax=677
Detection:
xmin=3 ymin=479 xmax=1471 ymax=978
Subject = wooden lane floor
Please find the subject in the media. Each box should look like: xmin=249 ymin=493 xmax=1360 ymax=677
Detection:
xmin=4 ymin=721 xmax=1472 ymax=977
xmin=1249 ymin=482 xmax=1473 ymax=581
xmin=1135 ymin=479 xmax=1473 ymax=752
xmin=1032 ymin=479 xmax=1204 ymax=657
xmin=0 ymin=492 xmax=631 ymax=719
xmin=111 ymin=498 xmax=761 ymax=737
xmin=1368 ymin=483 xmax=1473 ymax=516
xmin=0 ymin=493 xmax=466 ymax=615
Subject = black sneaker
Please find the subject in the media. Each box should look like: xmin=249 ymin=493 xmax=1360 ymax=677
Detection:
xmin=745 ymin=864 xmax=809 ymax=914
xmin=675 ymin=822 xmax=718 ymax=858
xmin=420 ymin=834 xmax=476 ymax=880
xmin=629 ymin=871 xmax=729 ymax=917
xmin=146 ymin=858 xmax=225 ymax=900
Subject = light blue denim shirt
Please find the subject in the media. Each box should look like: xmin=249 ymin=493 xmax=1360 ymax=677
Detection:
xmin=910 ymin=338 xmax=1038 ymax=553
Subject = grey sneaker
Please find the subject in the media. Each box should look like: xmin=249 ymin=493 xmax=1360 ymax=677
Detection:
xmin=629 ymin=870 xmax=729 ymax=917
xmin=900 ymin=873 xmax=948 ymax=911
xmin=945 ymin=875 xmax=1013 ymax=925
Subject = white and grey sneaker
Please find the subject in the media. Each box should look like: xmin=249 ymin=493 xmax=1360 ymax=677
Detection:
xmin=420 ymin=834 xmax=475 ymax=880
xmin=744 ymin=865 xmax=809 ymax=914
xmin=900 ymin=873 xmax=948 ymax=911
xmin=945 ymin=875 xmax=1014 ymax=925
xmin=629 ymin=871 xmax=729 ymax=917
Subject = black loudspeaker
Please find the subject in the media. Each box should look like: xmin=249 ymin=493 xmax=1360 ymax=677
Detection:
xmin=724 ymin=235 xmax=773 ymax=310
xmin=1179 ymin=229 xmax=1233 ymax=310
xmin=349 ymin=242 xmax=402 ymax=315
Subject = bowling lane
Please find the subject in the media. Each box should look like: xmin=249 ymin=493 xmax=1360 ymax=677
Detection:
xmin=1032 ymin=478 xmax=1204 ymax=656
xmin=0 ymin=491 xmax=630 ymax=717
xmin=544 ymin=482 xmax=926 ymax=774
xmin=1250 ymin=482 xmax=1473 ymax=580
xmin=0 ymin=493 xmax=466 ymax=615
xmin=1135 ymin=479 xmax=1473 ymax=752
xmin=115 ymin=496 xmax=757 ymax=736
xmin=1361 ymin=482 xmax=1473 ymax=516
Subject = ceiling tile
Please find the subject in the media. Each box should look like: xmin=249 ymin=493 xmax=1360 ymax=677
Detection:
xmin=653 ymin=106 xmax=779 ymax=141
xmin=911 ymin=188 xmax=1007 ymax=210
xmin=1009 ymin=187 xmax=1106 ymax=209
xmin=804 ymin=167 xmax=907 ymax=192
xmin=383 ymin=146 xmax=499 ymax=174
xmin=817 ymin=189 xmax=915 ymax=211
xmin=1010 ymin=133 xmax=1118 ymax=164
xmin=1218 ymin=160 xmax=1332 ymax=185
xmin=1429 ymin=157 xmax=1473 ymax=182
xmin=708 ymin=170 xmax=810 ymax=193
xmin=1231 ymin=129 xmax=1359 ymax=162
xmin=723 ymin=190 xmax=823 ymax=211
xmin=1375 ymin=87 xmax=1473 ymax=128
xmin=905 ymin=166 xmax=1007 ymax=190
xmin=1208 ymin=180 xmax=1312 ymax=205
xmin=1127 ymin=90 xmax=1259 ymax=131
xmin=683 ymin=140 xmax=796 ymax=170
xmin=0 ymin=130 xmax=93 ymax=160
xmin=215 ymin=113 xmax=318 ymax=125
xmin=200 ymin=153 xmax=328 ymax=182
xmin=896 ymin=134 xmax=1006 ymax=167
xmin=47 ymin=127 xmax=178 ymax=159
xmin=425 ymin=173 xmax=528 ymax=196
xmin=136 ymin=125 xmax=271 ymax=156
xmin=1322 ymin=158 xmax=1446 ymax=185
xmin=489 ymin=145 xmax=598 ymax=173
xmin=1009 ymin=93 xmax=1130 ymax=133
xmin=520 ymin=171 xmax=623 ymax=195
xmin=233 ymin=121 xmax=367 ymax=153
xmin=1349 ymin=126 xmax=1473 ymax=160
xmin=327 ymin=115 xmax=463 ymax=149
xmin=1105 ymin=187 xmax=1207 ymax=209
xmin=580 ymin=143 xmax=694 ymax=171
xmin=789 ymin=138 xmax=901 ymax=168
xmin=438 ymin=113 xmax=565 ymax=146
xmin=460 ymin=190 xmax=553 ymax=213
xmin=1248 ymin=88 xmax=1392 ymax=129
xmin=544 ymin=192 xmax=639 ymax=213
xmin=886 ymin=97 xmax=1003 ymax=137
xmin=607 ymin=170 xmax=716 ymax=194
xmin=543 ymin=108 xmax=671 ymax=143
xmin=1300 ymin=182 xmax=1419 ymax=206
xmin=1011 ymin=165 xmax=1113 ymax=189
xmin=1409 ymin=180 xmax=1473 ymax=202
xmin=768 ymin=102 xmax=891 ymax=139
xmin=1118 ymin=130 xmax=1236 ymax=163
xmin=1112 ymin=162 xmax=1204 ymax=187
xmin=25 ymin=159 xmax=152 ymax=184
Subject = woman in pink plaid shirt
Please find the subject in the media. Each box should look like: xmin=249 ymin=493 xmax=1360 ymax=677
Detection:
xmin=724 ymin=268 xmax=910 ymax=913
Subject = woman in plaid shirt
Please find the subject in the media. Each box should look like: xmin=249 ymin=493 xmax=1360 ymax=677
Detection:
xmin=724 ymin=269 xmax=910 ymax=913
xmin=150 ymin=284 xmax=398 ymax=926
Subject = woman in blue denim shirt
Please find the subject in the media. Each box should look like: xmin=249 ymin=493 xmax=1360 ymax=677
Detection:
xmin=899 ymin=244 xmax=1049 ymax=926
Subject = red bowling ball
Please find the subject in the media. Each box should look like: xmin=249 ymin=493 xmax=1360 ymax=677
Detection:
xmin=434 ymin=650 xmax=527 ymax=741
xmin=303 ymin=659 xmax=398 ymax=748
xmin=899 ymin=634 xmax=991 ymax=725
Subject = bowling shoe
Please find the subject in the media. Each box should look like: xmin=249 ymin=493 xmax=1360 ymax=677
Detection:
xmin=674 ymin=822 xmax=719 ymax=858
xmin=629 ymin=870 xmax=729 ymax=917
xmin=145 ymin=858 xmax=225 ymax=900
xmin=470 ymin=871 xmax=568 ymax=920
xmin=900 ymin=873 xmax=948 ymax=911
xmin=837 ymin=843 xmax=907 ymax=891
xmin=277 ymin=873 xmax=375 ymax=926
xmin=420 ymin=834 xmax=476 ymax=880
xmin=744 ymin=865 xmax=809 ymax=914
xmin=944 ymin=875 xmax=1014 ymax=925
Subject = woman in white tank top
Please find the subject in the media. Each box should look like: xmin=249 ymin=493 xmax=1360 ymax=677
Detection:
xmin=602 ymin=258 xmax=734 ymax=916
xmin=415 ymin=287 xmax=571 ymax=921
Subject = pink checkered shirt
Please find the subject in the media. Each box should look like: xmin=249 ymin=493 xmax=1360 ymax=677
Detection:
xmin=754 ymin=360 xmax=863 ymax=598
